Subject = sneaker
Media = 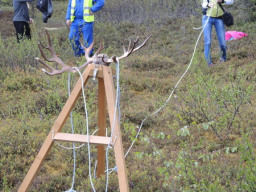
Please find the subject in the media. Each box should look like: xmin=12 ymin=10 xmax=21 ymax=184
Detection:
xmin=208 ymin=63 xmax=213 ymax=67
xmin=216 ymin=58 xmax=226 ymax=65
xmin=219 ymin=58 xmax=226 ymax=62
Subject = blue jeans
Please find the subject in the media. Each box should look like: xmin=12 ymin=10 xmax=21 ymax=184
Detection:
xmin=69 ymin=19 xmax=94 ymax=57
xmin=202 ymin=15 xmax=226 ymax=65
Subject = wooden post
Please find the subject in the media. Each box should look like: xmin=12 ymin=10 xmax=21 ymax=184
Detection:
xmin=97 ymin=77 xmax=106 ymax=177
xmin=103 ymin=66 xmax=129 ymax=192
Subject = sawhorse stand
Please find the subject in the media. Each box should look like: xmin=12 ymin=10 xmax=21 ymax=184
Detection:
xmin=18 ymin=64 xmax=129 ymax=192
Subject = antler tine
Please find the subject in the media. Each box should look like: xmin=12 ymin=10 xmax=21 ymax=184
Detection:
xmin=38 ymin=41 xmax=51 ymax=62
xmin=132 ymin=35 xmax=151 ymax=52
xmin=36 ymin=57 xmax=55 ymax=71
xmin=127 ymin=39 xmax=132 ymax=51
xmin=127 ymin=37 xmax=139 ymax=57
xmin=45 ymin=30 xmax=53 ymax=48
xmin=37 ymin=30 xmax=71 ymax=75
xmin=118 ymin=35 xmax=150 ymax=60
xmin=122 ymin=45 xmax=126 ymax=53
xmin=102 ymin=36 xmax=150 ymax=64
xmin=94 ymin=40 xmax=104 ymax=55
xmin=44 ymin=30 xmax=67 ymax=66
xmin=35 ymin=57 xmax=59 ymax=76
xmin=81 ymin=41 xmax=94 ymax=61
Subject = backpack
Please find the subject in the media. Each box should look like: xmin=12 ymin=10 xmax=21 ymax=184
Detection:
xmin=36 ymin=0 xmax=53 ymax=23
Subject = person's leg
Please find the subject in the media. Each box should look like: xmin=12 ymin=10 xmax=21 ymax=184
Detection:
xmin=81 ymin=22 xmax=94 ymax=57
xmin=24 ymin=22 xmax=31 ymax=40
xmin=214 ymin=18 xmax=226 ymax=61
xmin=69 ymin=20 xmax=84 ymax=57
xmin=202 ymin=16 xmax=213 ymax=66
xmin=13 ymin=21 xmax=25 ymax=43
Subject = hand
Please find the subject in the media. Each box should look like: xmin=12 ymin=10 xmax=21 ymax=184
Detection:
xmin=208 ymin=3 xmax=214 ymax=7
xmin=29 ymin=18 xmax=33 ymax=24
xmin=66 ymin=20 xmax=71 ymax=26
xmin=89 ymin=10 xmax=94 ymax=15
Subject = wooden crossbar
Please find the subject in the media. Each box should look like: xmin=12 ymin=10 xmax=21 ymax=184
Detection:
xmin=53 ymin=133 xmax=111 ymax=145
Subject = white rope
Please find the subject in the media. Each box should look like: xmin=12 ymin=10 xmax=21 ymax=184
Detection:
xmin=52 ymin=73 xmax=84 ymax=151
xmin=53 ymin=129 xmax=98 ymax=150
xmin=54 ymin=142 xmax=85 ymax=150
xmin=94 ymin=160 xmax=98 ymax=178
xmin=106 ymin=8 xmax=214 ymax=172
xmin=65 ymin=72 xmax=77 ymax=192
xmin=124 ymin=6 xmax=214 ymax=159
xmin=72 ymin=67 xmax=96 ymax=192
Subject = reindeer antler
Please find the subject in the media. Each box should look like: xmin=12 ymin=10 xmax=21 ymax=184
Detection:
xmin=37 ymin=30 xmax=96 ymax=75
xmin=36 ymin=30 xmax=151 ymax=75
xmin=103 ymin=35 xmax=151 ymax=64
xmin=36 ymin=30 xmax=74 ymax=75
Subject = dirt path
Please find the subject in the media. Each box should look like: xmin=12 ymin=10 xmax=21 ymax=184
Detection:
xmin=0 ymin=10 xmax=15 ymax=38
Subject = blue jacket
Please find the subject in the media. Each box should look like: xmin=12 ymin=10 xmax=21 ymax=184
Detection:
xmin=13 ymin=0 xmax=34 ymax=22
xmin=66 ymin=0 xmax=104 ymax=21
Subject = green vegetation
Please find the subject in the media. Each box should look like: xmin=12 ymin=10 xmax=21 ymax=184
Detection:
xmin=0 ymin=0 xmax=255 ymax=191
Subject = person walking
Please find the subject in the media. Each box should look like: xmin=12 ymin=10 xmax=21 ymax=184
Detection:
xmin=13 ymin=0 xmax=34 ymax=43
xmin=66 ymin=0 xmax=105 ymax=57
xmin=202 ymin=0 xmax=234 ymax=66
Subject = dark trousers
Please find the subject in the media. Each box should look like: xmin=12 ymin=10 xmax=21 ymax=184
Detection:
xmin=13 ymin=21 xmax=31 ymax=42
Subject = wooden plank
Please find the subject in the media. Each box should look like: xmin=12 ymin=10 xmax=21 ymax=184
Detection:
xmin=103 ymin=66 xmax=130 ymax=192
xmin=18 ymin=65 xmax=93 ymax=192
xmin=97 ymin=78 xmax=107 ymax=177
xmin=53 ymin=133 xmax=111 ymax=145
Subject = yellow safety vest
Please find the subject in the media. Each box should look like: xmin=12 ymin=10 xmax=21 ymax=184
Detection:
xmin=70 ymin=0 xmax=94 ymax=22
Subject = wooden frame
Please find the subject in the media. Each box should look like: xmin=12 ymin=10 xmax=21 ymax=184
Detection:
xmin=18 ymin=64 xmax=129 ymax=192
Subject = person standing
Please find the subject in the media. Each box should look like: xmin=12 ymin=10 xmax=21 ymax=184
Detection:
xmin=66 ymin=0 xmax=105 ymax=57
xmin=13 ymin=0 xmax=34 ymax=43
xmin=202 ymin=0 xmax=234 ymax=66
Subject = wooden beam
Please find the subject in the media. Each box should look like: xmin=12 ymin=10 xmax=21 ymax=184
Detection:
xmin=97 ymin=78 xmax=107 ymax=177
xmin=103 ymin=66 xmax=130 ymax=192
xmin=53 ymin=133 xmax=111 ymax=145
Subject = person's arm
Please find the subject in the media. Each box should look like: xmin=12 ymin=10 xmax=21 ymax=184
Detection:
xmin=26 ymin=2 xmax=34 ymax=23
xmin=91 ymin=0 xmax=105 ymax=13
xmin=66 ymin=0 xmax=72 ymax=25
